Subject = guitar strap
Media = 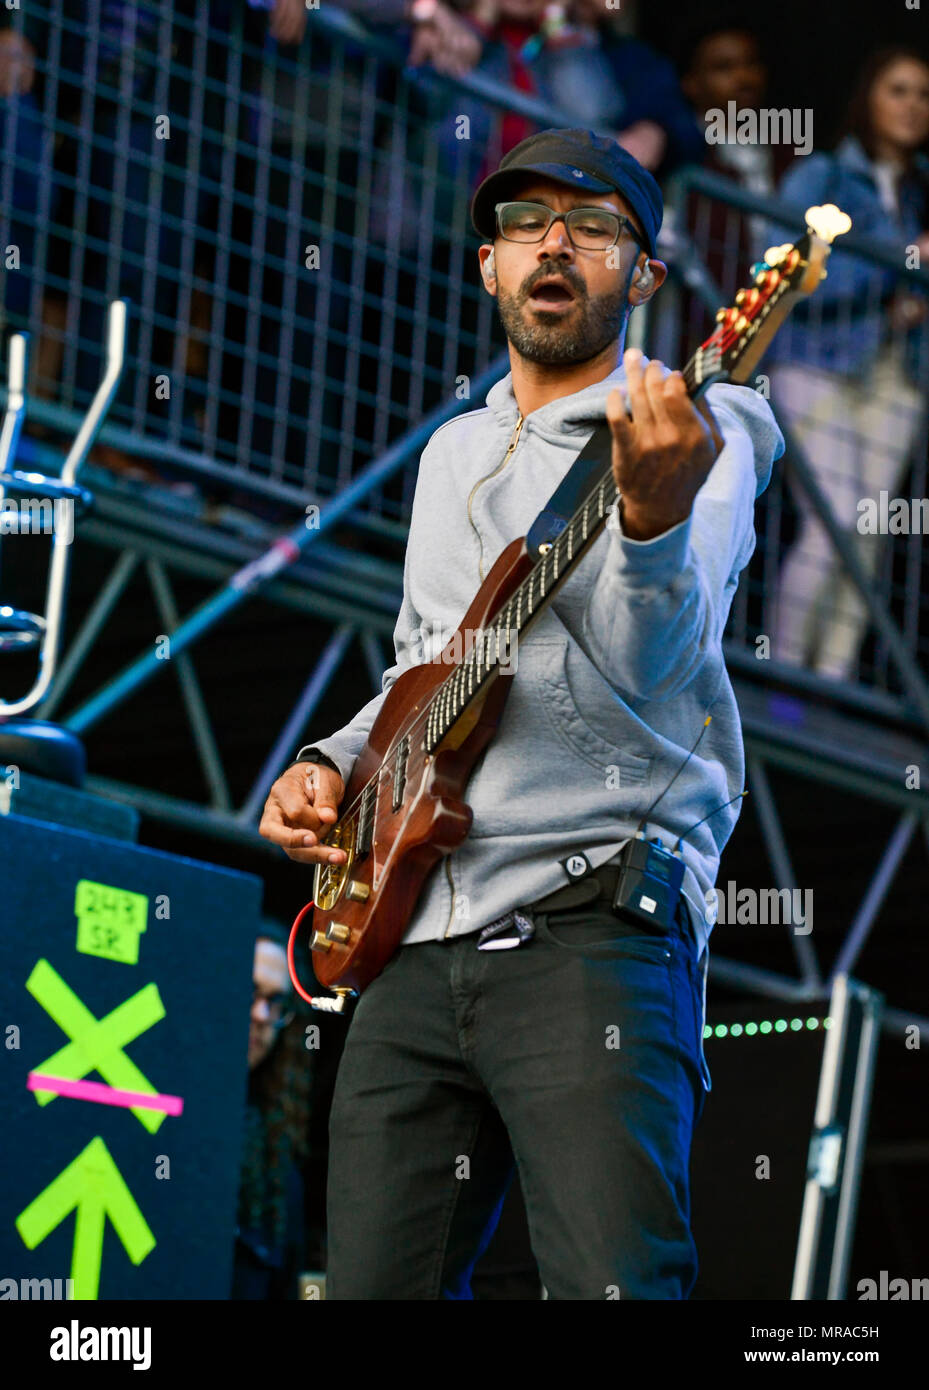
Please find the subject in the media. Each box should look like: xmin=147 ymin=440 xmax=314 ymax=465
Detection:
xmin=525 ymin=420 xmax=615 ymax=560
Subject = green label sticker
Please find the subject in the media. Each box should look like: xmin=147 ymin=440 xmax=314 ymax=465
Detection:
xmin=74 ymin=880 xmax=148 ymax=965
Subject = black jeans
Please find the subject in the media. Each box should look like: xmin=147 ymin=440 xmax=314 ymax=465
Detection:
xmin=326 ymin=897 xmax=707 ymax=1300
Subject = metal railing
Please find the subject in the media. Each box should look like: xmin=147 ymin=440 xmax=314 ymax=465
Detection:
xmin=0 ymin=2 xmax=570 ymax=525
xmin=660 ymin=167 xmax=929 ymax=711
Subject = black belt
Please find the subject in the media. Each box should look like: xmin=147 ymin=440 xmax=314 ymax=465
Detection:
xmin=530 ymin=858 xmax=626 ymax=915
xmin=475 ymin=859 xmax=626 ymax=950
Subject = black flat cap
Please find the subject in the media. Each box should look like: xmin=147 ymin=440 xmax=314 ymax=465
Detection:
xmin=471 ymin=127 xmax=663 ymax=258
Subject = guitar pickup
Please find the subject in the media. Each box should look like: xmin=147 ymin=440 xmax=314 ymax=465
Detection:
xmin=391 ymin=735 xmax=410 ymax=812
xmin=356 ymin=777 xmax=376 ymax=856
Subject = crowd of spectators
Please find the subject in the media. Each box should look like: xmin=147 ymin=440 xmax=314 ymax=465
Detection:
xmin=0 ymin=4 xmax=771 ymax=448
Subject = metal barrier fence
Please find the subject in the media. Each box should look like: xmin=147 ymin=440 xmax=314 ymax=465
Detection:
xmin=2 ymin=3 xmax=928 ymax=705
xmin=0 ymin=2 xmax=523 ymax=527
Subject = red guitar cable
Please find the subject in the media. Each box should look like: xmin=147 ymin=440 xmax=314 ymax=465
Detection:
xmin=287 ymin=901 xmax=317 ymax=1004
xmin=288 ymin=901 xmax=352 ymax=1013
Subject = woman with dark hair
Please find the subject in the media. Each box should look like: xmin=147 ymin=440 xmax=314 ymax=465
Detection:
xmin=232 ymin=925 xmax=311 ymax=1299
xmin=766 ymin=46 xmax=929 ymax=681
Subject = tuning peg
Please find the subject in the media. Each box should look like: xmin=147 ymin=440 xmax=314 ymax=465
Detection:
xmin=804 ymin=203 xmax=852 ymax=243
xmin=763 ymin=243 xmax=792 ymax=267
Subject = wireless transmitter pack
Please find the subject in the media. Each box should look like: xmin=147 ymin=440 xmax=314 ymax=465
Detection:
xmin=607 ymin=714 xmax=747 ymax=933
xmin=612 ymin=831 xmax=685 ymax=931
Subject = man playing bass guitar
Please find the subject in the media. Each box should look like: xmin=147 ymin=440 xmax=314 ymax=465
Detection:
xmin=260 ymin=128 xmax=785 ymax=1300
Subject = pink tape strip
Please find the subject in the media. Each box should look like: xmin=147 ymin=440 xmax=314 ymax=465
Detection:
xmin=28 ymin=1072 xmax=184 ymax=1116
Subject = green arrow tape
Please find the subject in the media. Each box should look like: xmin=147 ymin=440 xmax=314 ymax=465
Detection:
xmin=16 ymin=1136 xmax=156 ymax=1300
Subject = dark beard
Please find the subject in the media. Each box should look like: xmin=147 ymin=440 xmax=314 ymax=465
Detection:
xmin=496 ymin=280 xmax=629 ymax=365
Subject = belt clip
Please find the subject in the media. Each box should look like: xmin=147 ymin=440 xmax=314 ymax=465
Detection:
xmin=477 ymin=911 xmax=535 ymax=951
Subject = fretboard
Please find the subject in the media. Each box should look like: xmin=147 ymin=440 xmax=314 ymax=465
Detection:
xmin=422 ymin=466 xmax=608 ymax=751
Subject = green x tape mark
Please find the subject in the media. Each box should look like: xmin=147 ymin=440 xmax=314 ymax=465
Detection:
xmin=26 ymin=959 xmax=167 ymax=1134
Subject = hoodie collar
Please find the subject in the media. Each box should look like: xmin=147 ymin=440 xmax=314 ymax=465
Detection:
xmin=485 ymin=360 xmax=633 ymax=442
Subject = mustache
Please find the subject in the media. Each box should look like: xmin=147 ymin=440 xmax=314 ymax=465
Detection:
xmin=521 ymin=273 xmax=586 ymax=300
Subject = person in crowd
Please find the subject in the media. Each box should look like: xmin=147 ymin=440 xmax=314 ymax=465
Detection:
xmin=665 ymin=17 xmax=793 ymax=352
xmin=545 ymin=1 xmax=706 ymax=174
xmin=765 ymin=46 xmax=929 ymax=681
xmin=677 ymin=16 xmax=792 ymax=211
xmin=374 ymin=0 xmax=703 ymax=266
xmin=434 ymin=0 xmax=702 ymax=178
xmin=232 ymin=921 xmax=310 ymax=1299
xmin=339 ymin=0 xmax=488 ymax=74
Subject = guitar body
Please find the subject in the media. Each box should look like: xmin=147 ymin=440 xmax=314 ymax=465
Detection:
xmin=307 ymin=536 xmax=534 ymax=993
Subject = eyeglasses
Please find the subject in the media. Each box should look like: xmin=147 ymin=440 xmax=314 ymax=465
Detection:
xmin=495 ymin=201 xmax=643 ymax=252
xmin=252 ymin=986 xmax=295 ymax=1030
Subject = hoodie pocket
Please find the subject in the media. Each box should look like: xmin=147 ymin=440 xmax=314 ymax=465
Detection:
xmin=531 ymin=635 xmax=653 ymax=784
xmin=463 ymin=635 xmax=653 ymax=838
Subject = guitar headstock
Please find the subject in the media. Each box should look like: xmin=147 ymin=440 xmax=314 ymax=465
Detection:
xmin=689 ymin=203 xmax=852 ymax=394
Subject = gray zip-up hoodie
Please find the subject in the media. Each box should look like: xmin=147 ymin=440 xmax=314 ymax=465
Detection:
xmin=300 ymin=358 xmax=784 ymax=1082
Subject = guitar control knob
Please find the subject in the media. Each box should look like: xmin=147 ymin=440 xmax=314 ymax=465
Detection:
xmin=346 ymin=880 xmax=370 ymax=903
xmin=310 ymin=930 xmax=332 ymax=953
xmin=327 ymin=922 xmax=351 ymax=943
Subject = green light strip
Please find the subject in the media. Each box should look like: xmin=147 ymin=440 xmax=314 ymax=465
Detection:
xmin=704 ymin=1016 xmax=832 ymax=1040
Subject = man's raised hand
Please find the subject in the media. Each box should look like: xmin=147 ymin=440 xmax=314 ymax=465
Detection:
xmin=259 ymin=762 xmax=347 ymax=866
xmin=606 ymin=348 xmax=723 ymax=541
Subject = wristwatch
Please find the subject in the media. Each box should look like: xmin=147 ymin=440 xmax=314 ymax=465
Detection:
xmin=290 ymin=747 xmax=341 ymax=776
